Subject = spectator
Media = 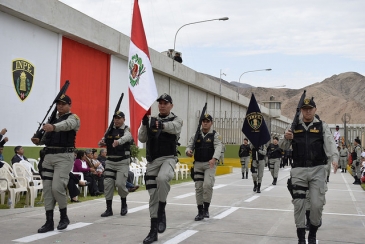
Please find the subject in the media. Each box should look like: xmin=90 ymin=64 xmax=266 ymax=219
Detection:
xmin=73 ymin=150 xmax=102 ymax=196
xmin=92 ymin=148 xmax=104 ymax=193
xmin=11 ymin=146 xmax=28 ymax=165
xmin=127 ymin=170 xmax=139 ymax=192
xmin=0 ymin=128 xmax=8 ymax=147
xmin=173 ymin=52 xmax=183 ymax=63
xmin=0 ymin=147 xmax=4 ymax=161
xmin=97 ymin=148 xmax=107 ymax=168
xmin=68 ymin=172 xmax=89 ymax=202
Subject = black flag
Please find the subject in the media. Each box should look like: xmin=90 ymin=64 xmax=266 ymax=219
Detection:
xmin=242 ymin=93 xmax=271 ymax=149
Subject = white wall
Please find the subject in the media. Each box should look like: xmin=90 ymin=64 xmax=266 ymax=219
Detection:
xmin=0 ymin=12 xmax=60 ymax=146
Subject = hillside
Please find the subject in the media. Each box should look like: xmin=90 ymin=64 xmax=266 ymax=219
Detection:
xmin=234 ymin=72 xmax=365 ymax=124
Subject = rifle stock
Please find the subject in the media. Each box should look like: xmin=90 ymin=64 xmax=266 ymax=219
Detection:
xmin=104 ymin=93 xmax=124 ymax=138
xmin=290 ymin=90 xmax=306 ymax=132
xmin=33 ymin=80 xmax=70 ymax=139
xmin=191 ymin=103 xmax=207 ymax=152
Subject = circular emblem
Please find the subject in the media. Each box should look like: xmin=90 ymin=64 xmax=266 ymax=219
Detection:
xmin=129 ymin=54 xmax=146 ymax=87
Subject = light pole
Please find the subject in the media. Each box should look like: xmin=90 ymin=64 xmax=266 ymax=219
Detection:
xmin=172 ymin=17 xmax=229 ymax=70
xmin=220 ymin=69 xmax=226 ymax=95
xmin=237 ymin=69 xmax=272 ymax=99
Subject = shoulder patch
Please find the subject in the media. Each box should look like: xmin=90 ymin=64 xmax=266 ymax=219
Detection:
xmin=218 ymin=135 xmax=222 ymax=140
xmin=73 ymin=114 xmax=80 ymax=120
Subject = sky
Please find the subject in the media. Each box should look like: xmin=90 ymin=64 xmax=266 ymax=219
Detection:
xmin=59 ymin=0 xmax=365 ymax=89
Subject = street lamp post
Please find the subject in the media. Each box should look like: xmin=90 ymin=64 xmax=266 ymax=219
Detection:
xmin=172 ymin=17 xmax=229 ymax=70
xmin=237 ymin=69 xmax=272 ymax=99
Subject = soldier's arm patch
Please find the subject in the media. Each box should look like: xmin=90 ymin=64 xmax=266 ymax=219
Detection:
xmin=73 ymin=114 xmax=80 ymax=120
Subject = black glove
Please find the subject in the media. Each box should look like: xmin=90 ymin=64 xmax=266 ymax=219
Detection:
xmin=157 ymin=120 xmax=164 ymax=129
xmin=142 ymin=115 xmax=149 ymax=126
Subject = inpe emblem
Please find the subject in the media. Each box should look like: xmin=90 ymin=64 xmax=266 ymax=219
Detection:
xmin=12 ymin=59 xmax=35 ymax=101
xmin=129 ymin=54 xmax=146 ymax=87
xmin=246 ymin=112 xmax=263 ymax=131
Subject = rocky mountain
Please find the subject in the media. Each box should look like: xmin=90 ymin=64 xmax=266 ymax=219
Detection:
xmin=234 ymin=72 xmax=365 ymax=124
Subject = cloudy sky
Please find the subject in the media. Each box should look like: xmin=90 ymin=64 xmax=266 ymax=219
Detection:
xmin=60 ymin=0 xmax=365 ymax=89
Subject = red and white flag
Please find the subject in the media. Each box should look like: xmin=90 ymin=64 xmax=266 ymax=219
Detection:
xmin=128 ymin=0 xmax=158 ymax=142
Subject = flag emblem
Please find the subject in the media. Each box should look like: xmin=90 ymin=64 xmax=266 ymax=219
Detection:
xmin=246 ymin=112 xmax=263 ymax=131
xmin=129 ymin=54 xmax=146 ymax=87
xmin=12 ymin=59 xmax=35 ymax=101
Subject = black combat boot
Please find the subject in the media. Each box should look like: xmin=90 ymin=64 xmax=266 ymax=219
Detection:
xmin=344 ymin=168 xmax=347 ymax=173
xmin=246 ymin=172 xmax=248 ymax=179
xmin=355 ymin=178 xmax=361 ymax=185
xmin=57 ymin=208 xmax=70 ymax=230
xmin=242 ymin=173 xmax=245 ymax=179
xmin=308 ymin=223 xmax=318 ymax=244
xmin=157 ymin=201 xmax=167 ymax=233
xmin=341 ymin=168 xmax=344 ymax=173
xmin=296 ymin=228 xmax=306 ymax=244
xmin=256 ymin=183 xmax=261 ymax=193
xmin=101 ymin=200 xmax=113 ymax=217
xmin=194 ymin=205 xmax=204 ymax=221
xmin=272 ymin=178 xmax=277 ymax=185
xmin=38 ymin=210 xmax=54 ymax=233
xmin=143 ymin=218 xmax=158 ymax=244
xmin=305 ymin=210 xmax=310 ymax=230
xmin=203 ymin=202 xmax=210 ymax=218
xmin=353 ymin=176 xmax=359 ymax=184
xmin=253 ymin=181 xmax=257 ymax=192
xmin=121 ymin=197 xmax=128 ymax=216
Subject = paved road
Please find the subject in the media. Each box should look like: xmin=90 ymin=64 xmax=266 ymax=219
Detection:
xmin=1 ymin=167 xmax=364 ymax=244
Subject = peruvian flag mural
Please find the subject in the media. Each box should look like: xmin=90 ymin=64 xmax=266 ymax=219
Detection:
xmin=128 ymin=0 xmax=158 ymax=142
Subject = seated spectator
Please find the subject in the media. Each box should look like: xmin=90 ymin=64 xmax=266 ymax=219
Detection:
xmin=0 ymin=128 xmax=8 ymax=148
xmin=0 ymin=147 xmax=4 ymax=161
xmin=92 ymin=148 xmax=104 ymax=193
xmin=11 ymin=145 xmax=28 ymax=165
xmin=73 ymin=150 xmax=102 ymax=196
xmin=68 ymin=172 xmax=89 ymax=202
xmin=97 ymin=148 xmax=107 ymax=168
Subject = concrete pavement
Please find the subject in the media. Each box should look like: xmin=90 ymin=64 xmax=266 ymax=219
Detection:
xmin=1 ymin=166 xmax=364 ymax=244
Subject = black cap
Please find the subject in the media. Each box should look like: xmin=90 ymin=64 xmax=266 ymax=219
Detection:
xmin=301 ymin=98 xmax=316 ymax=108
xmin=202 ymin=114 xmax=213 ymax=122
xmin=113 ymin=111 xmax=125 ymax=118
xmin=273 ymin=137 xmax=279 ymax=141
xmin=56 ymin=94 xmax=71 ymax=105
xmin=157 ymin=93 xmax=173 ymax=104
xmin=354 ymin=137 xmax=361 ymax=144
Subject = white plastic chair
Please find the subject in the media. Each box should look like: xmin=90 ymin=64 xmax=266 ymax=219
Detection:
xmin=178 ymin=163 xmax=189 ymax=179
xmin=130 ymin=163 xmax=142 ymax=185
xmin=72 ymin=172 xmax=88 ymax=197
xmin=27 ymin=158 xmax=39 ymax=173
xmin=0 ymin=166 xmax=29 ymax=208
xmin=13 ymin=162 xmax=43 ymax=207
xmin=174 ymin=163 xmax=180 ymax=180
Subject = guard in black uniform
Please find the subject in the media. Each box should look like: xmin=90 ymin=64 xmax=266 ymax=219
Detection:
xmin=239 ymin=138 xmax=251 ymax=179
xmin=267 ymin=137 xmax=283 ymax=185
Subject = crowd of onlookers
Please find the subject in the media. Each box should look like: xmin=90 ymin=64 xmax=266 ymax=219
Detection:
xmin=0 ymin=128 xmax=140 ymax=203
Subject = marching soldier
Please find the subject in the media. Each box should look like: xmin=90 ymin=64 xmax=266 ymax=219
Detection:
xmin=98 ymin=111 xmax=132 ymax=217
xmin=239 ymin=138 xmax=251 ymax=179
xmin=281 ymin=97 xmax=338 ymax=244
xmin=186 ymin=114 xmax=222 ymax=221
xmin=139 ymin=94 xmax=183 ymax=244
xmin=31 ymin=95 xmax=80 ymax=233
xmin=351 ymin=137 xmax=362 ymax=185
xmin=267 ymin=137 xmax=283 ymax=185
xmin=339 ymin=144 xmax=349 ymax=173
xmin=251 ymin=144 xmax=267 ymax=193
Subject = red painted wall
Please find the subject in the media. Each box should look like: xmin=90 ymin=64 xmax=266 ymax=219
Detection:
xmin=60 ymin=37 xmax=110 ymax=148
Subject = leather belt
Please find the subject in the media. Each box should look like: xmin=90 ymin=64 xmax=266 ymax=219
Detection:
xmin=107 ymin=155 xmax=130 ymax=162
xmin=44 ymin=147 xmax=75 ymax=155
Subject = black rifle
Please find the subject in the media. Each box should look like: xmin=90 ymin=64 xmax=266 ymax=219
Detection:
xmin=290 ymin=90 xmax=306 ymax=132
xmin=33 ymin=80 xmax=70 ymax=139
xmin=191 ymin=103 xmax=207 ymax=152
xmin=104 ymin=93 xmax=124 ymax=138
